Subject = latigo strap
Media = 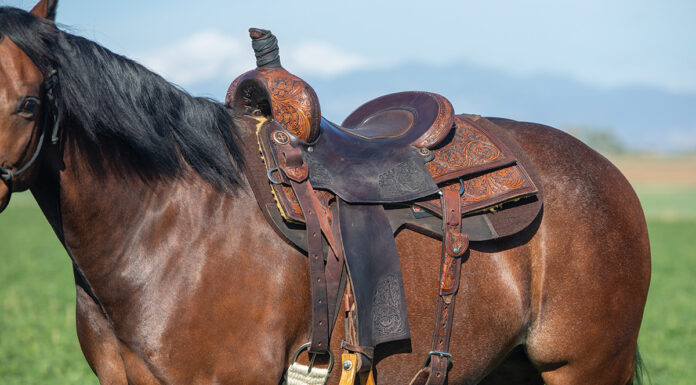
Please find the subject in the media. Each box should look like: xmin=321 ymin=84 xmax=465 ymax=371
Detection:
xmin=277 ymin=141 xmax=331 ymax=354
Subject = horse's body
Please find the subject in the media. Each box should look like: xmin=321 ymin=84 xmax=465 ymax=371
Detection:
xmin=0 ymin=2 xmax=650 ymax=384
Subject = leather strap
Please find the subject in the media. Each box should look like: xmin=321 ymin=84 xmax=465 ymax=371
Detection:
xmin=411 ymin=184 xmax=469 ymax=385
xmin=340 ymin=281 xmax=375 ymax=374
xmin=324 ymin=202 xmax=346 ymax=335
xmin=277 ymin=141 xmax=341 ymax=257
xmin=278 ymin=143 xmax=330 ymax=354
xmin=340 ymin=342 xmax=374 ymax=360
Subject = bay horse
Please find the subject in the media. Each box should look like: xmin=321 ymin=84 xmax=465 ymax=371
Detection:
xmin=0 ymin=1 xmax=650 ymax=384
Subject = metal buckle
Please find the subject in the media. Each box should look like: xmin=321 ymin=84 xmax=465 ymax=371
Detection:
xmin=267 ymin=167 xmax=282 ymax=184
xmin=437 ymin=179 xmax=465 ymax=197
xmin=291 ymin=342 xmax=335 ymax=374
xmin=0 ymin=168 xmax=12 ymax=182
xmin=422 ymin=350 xmax=453 ymax=369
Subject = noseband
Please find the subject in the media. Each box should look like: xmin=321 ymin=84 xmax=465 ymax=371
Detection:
xmin=0 ymin=68 xmax=60 ymax=197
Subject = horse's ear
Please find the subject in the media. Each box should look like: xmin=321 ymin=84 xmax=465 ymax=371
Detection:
xmin=30 ymin=0 xmax=58 ymax=21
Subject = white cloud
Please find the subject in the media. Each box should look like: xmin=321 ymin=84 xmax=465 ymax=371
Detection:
xmin=284 ymin=41 xmax=370 ymax=78
xmin=133 ymin=30 xmax=254 ymax=87
xmin=131 ymin=31 xmax=374 ymax=87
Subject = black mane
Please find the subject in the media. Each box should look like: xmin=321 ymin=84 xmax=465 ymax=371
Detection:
xmin=0 ymin=7 xmax=243 ymax=191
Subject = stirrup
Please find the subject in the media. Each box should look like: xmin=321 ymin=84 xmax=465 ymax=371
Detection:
xmin=338 ymin=352 xmax=376 ymax=385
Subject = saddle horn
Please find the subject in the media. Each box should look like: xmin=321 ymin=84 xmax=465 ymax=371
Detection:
xmin=249 ymin=28 xmax=281 ymax=68
xmin=226 ymin=28 xmax=321 ymax=143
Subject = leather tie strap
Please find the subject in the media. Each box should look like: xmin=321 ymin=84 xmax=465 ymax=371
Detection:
xmin=410 ymin=184 xmax=469 ymax=385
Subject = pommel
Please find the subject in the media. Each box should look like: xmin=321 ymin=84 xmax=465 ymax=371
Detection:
xmin=225 ymin=29 xmax=321 ymax=143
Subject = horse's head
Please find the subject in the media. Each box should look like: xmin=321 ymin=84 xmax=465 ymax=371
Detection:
xmin=0 ymin=0 xmax=58 ymax=212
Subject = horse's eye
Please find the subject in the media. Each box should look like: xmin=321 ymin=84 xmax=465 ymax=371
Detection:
xmin=17 ymin=97 xmax=40 ymax=118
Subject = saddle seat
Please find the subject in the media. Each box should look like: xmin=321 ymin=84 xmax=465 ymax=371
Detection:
xmin=340 ymin=91 xmax=454 ymax=149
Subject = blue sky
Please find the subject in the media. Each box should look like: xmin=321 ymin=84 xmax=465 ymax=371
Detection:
xmin=3 ymin=0 xmax=694 ymax=93
xmin=2 ymin=1 xmax=695 ymax=151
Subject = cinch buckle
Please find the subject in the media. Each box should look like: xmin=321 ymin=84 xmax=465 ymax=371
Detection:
xmin=422 ymin=350 xmax=453 ymax=369
xmin=292 ymin=342 xmax=335 ymax=374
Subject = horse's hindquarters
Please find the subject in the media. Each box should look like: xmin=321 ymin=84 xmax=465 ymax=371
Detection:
xmin=492 ymin=119 xmax=650 ymax=385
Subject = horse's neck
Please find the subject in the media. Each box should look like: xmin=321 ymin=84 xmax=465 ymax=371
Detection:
xmin=31 ymin=138 xmax=257 ymax=308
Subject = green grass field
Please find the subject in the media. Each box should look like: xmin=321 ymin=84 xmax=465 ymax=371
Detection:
xmin=0 ymin=193 xmax=97 ymax=384
xmin=1 ymin=183 xmax=695 ymax=384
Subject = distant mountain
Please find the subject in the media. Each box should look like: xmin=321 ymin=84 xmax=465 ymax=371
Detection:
xmin=189 ymin=61 xmax=696 ymax=153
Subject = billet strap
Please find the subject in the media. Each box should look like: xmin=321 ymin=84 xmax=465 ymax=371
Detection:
xmin=410 ymin=184 xmax=469 ymax=385
xmin=277 ymin=142 xmax=330 ymax=354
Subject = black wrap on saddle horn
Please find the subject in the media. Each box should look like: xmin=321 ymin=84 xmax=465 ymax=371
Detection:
xmin=249 ymin=28 xmax=281 ymax=67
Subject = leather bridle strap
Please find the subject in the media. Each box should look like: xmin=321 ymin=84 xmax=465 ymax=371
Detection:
xmin=0 ymin=127 xmax=45 ymax=194
xmin=410 ymin=184 xmax=469 ymax=385
xmin=0 ymin=68 xmax=60 ymax=195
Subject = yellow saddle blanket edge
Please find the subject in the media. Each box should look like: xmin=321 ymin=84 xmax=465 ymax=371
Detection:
xmin=252 ymin=116 xmax=299 ymax=223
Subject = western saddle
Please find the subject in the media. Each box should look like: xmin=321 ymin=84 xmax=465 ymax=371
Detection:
xmin=226 ymin=29 xmax=542 ymax=385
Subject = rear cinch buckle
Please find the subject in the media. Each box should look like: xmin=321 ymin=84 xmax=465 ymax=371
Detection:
xmin=422 ymin=350 xmax=453 ymax=369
